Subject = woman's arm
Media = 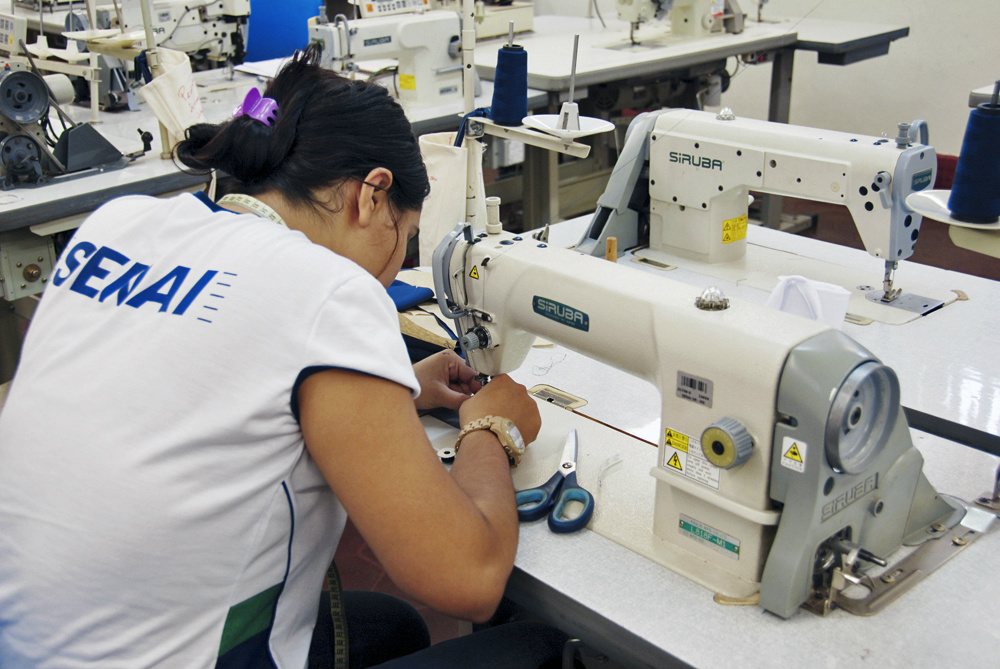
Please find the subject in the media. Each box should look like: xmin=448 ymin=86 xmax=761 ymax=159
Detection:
xmin=298 ymin=370 xmax=539 ymax=622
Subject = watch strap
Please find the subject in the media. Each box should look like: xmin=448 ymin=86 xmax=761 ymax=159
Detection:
xmin=454 ymin=416 xmax=521 ymax=468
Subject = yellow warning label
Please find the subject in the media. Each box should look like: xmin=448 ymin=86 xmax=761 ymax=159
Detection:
xmin=667 ymin=453 xmax=683 ymax=471
xmin=664 ymin=429 xmax=689 ymax=452
xmin=399 ymin=74 xmax=416 ymax=91
xmin=721 ymin=214 xmax=748 ymax=245
xmin=784 ymin=443 xmax=803 ymax=463
xmin=469 ymin=266 xmax=480 ymax=280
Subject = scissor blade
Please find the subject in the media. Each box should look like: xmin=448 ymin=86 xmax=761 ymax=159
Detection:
xmin=560 ymin=429 xmax=578 ymax=466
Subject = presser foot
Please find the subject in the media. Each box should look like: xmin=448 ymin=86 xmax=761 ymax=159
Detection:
xmin=802 ymin=524 xmax=982 ymax=617
xmin=864 ymin=290 xmax=945 ymax=315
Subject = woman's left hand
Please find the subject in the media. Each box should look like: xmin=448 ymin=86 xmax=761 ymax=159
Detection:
xmin=413 ymin=349 xmax=482 ymax=411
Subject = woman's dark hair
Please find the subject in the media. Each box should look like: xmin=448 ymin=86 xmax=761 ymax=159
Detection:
xmin=175 ymin=43 xmax=430 ymax=217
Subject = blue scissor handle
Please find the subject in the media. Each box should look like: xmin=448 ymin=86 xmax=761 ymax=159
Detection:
xmin=515 ymin=471 xmax=564 ymax=521
xmin=547 ymin=471 xmax=595 ymax=534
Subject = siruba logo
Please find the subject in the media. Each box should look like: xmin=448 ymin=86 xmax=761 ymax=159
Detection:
xmin=821 ymin=473 xmax=879 ymax=521
xmin=669 ymin=151 xmax=723 ymax=171
xmin=532 ymin=296 xmax=589 ymax=332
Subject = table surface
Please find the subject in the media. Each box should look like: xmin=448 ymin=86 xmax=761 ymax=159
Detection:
xmin=473 ymin=15 xmax=908 ymax=91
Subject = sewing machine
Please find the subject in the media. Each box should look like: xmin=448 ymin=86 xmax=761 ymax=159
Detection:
xmin=432 ymin=221 xmax=973 ymax=618
xmin=307 ymin=9 xmax=463 ymax=109
xmin=575 ymin=107 xmax=954 ymax=324
xmin=616 ymin=0 xmax=745 ymax=44
xmin=88 ymin=0 xmax=249 ymax=66
xmin=433 ymin=0 xmax=533 ymax=38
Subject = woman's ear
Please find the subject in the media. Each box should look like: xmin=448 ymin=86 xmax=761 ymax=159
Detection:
xmin=357 ymin=167 xmax=394 ymax=229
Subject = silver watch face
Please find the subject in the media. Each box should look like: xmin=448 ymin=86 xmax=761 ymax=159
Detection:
xmin=503 ymin=419 xmax=525 ymax=452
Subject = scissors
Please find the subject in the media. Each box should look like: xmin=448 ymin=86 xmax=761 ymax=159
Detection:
xmin=515 ymin=429 xmax=595 ymax=533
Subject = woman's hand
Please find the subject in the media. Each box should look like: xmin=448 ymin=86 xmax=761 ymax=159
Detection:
xmin=413 ymin=349 xmax=482 ymax=411
xmin=458 ymin=374 xmax=541 ymax=446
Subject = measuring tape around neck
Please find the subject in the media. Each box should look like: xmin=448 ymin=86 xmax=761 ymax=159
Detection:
xmin=218 ymin=194 xmax=288 ymax=228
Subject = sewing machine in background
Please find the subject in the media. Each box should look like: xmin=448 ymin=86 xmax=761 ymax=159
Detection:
xmin=307 ymin=8 xmax=464 ymax=110
xmin=432 ymin=220 xmax=977 ymax=618
xmin=575 ymin=107 xmax=954 ymax=325
xmin=88 ymin=0 xmax=249 ymax=67
xmin=615 ymin=0 xmax=745 ymax=44
xmin=434 ymin=0 xmax=533 ymax=38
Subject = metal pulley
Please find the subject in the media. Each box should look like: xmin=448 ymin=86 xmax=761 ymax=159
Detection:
xmin=825 ymin=361 xmax=900 ymax=475
xmin=0 ymin=71 xmax=50 ymax=125
xmin=0 ymin=134 xmax=46 ymax=187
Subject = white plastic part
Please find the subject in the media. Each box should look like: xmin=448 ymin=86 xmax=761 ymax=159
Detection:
xmin=486 ymin=196 xmax=503 ymax=234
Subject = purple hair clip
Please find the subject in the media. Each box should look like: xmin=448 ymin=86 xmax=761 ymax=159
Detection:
xmin=233 ymin=88 xmax=278 ymax=127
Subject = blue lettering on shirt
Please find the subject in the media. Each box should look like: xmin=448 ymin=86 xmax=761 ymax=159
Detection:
xmin=99 ymin=263 xmax=150 ymax=305
xmin=70 ymin=246 xmax=130 ymax=298
xmin=52 ymin=240 xmax=228 ymax=322
xmin=52 ymin=241 xmax=97 ymax=286
xmin=126 ymin=266 xmax=191 ymax=312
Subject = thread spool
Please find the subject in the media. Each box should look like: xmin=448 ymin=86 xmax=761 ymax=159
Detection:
xmin=490 ymin=27 xmax=527 ymax=126
xmin=947 ymin=81 xmax=1000 ymax=224
xmin=43 ymin=74 xmax=76 ymax=106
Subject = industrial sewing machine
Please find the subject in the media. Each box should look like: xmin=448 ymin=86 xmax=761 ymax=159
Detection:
xmin=0 ymin=67 xmax=142 ymax=192
xmin=616 ymin=0 xmax=745 ymax=44
xmin=576 ymin=107 xmax=952 ymax=324
xmin=307 ymin=9 xmax=463 ymax=109
xmin=432 ymin=221 xmax=974 ymax=618
xmin=83 ymin=0 xmax=249 ymax=67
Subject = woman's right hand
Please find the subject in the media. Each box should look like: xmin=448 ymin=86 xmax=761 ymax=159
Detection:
xmin=458 ymin=374 xmax=541 ymax=445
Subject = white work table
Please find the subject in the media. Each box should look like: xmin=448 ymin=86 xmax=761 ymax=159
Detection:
xmin=475 ymin=14 xmax=907 ymax=106
xmin=475 ymin=14 xmax=799 ymax=93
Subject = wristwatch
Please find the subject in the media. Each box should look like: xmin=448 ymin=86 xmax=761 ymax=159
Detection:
xmin=454 ymin=415 xmax=526 ymax=468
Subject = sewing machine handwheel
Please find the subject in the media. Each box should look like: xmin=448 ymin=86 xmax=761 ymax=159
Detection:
xmin=0 ymin=71 xmax=50 ymax=125
xmin=825 ymin=361 xmax=900 ymax=475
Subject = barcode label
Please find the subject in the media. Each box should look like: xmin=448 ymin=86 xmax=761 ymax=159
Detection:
xmin=676 ymin=371 xmax=713 ymax=407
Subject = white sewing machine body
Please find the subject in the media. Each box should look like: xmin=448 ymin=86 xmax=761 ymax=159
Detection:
xmin=97 ymin=0 xmax=250 ymax=64
xmin=433 ymin=223 xmax=963 ymax=618
xmin=577 ymin=108 xmax=951 ymax=323
xmin=307 ymin=10 xmax=463 ymax=109
xmin=616 ymin=0 xmax=745 ymax=41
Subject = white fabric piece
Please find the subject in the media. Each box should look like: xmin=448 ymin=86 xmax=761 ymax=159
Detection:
xmin=0 ymin=192 xmax=418 ymax=668
xmin=765 ymin=274 xmax=850 ymax=330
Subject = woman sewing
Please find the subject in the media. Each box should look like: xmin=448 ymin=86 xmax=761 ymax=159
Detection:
xmin=0 ymin=44 xmax=567 ymax=668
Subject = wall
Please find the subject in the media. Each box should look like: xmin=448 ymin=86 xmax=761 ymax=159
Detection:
xmin=246 ymin=0 xmax=320 ymax=62
xmin=716 ymin=0 xmax=999 ymax=156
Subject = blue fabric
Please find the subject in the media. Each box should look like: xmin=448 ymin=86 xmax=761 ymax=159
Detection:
xmin=387 ymin=280 xmax=434 ymax=312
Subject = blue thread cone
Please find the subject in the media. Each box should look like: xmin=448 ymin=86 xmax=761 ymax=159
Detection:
xmin=947 ymin=103 xmax=1000 ymax=223
xmin=491 ymin=45 xmax=528 ymax=126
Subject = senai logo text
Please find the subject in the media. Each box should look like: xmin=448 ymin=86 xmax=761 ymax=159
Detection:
xmin=52 ymin=240 xmax=225 ymax=319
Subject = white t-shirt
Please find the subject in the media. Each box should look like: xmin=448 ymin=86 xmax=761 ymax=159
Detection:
xmin=0 ymin=192 xmax=419 ymax=669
